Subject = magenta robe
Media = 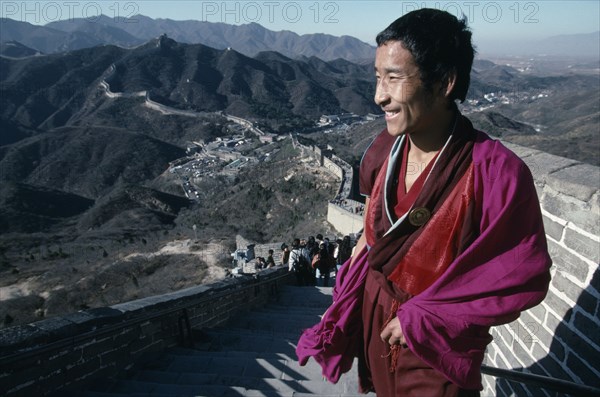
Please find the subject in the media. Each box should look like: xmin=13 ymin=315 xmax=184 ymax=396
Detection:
xmin=296 ymin=130 xmax=552 ymax=389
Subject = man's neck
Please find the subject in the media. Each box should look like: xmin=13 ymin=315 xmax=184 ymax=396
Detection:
xmin=408 ymin=107 xmax=456 ymax=160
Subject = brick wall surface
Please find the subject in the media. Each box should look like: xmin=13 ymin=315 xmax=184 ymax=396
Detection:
xmin=482 ymin=142 xmax=600 ymax=396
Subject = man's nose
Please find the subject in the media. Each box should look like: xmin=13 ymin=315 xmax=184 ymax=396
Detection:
xmin=375 ymin=84 xmax=390 ymax=106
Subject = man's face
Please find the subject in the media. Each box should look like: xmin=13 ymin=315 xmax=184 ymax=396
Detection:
xmin=374 ymin=40 xmax=447 ymax=137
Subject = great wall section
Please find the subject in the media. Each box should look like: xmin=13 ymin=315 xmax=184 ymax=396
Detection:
xmin=1 ymin=136 xmax=598 ymax=396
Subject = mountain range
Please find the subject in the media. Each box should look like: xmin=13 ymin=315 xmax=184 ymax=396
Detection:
xmin=0 ymin=15 xmax=376 ymax=62
xmin=4 ymin=15 xmax=599 ymax=61
xmin=0 ymin=33 xmax=383 ymax=244
xmin=1 ymin=34 xmax=597 ymax=212
xmin=1 ymin=34 xmax=378 ymax=130
xmin=0 ymin=20 xmax=597 ymax=240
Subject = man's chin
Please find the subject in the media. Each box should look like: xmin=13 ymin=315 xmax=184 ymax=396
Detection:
xmin=385 ymin=126 xmax=404 ymax=137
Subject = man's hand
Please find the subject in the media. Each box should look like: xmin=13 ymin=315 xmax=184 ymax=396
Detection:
xmin=380 ymin=317 xmax=407 ymax=347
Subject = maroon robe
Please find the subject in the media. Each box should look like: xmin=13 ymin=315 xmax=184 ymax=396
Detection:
xmin=358 ymin=116 xmax=550 ymax=395
xmin=296 ymin=115 xmax=551 ymax=397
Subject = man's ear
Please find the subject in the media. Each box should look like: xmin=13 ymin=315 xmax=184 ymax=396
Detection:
xmin=444 ymin=70 xmax=457 ymax=98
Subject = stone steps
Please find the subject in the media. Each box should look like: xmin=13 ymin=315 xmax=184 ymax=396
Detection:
xmin=60 ymin=285 xmax=372 ymax=397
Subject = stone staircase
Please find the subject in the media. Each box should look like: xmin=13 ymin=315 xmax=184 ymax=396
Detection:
xmin=61 ymin=285 xmax=373 ymax=397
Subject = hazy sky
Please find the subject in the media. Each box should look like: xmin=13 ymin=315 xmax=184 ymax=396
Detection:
xmin=5 ymin=1 xmax=600 ymax=48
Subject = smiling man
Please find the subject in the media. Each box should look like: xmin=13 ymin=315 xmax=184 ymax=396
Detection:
xmin=357 ymin=9 xmax=552 ymax=396
xmin=297 ymin=8 xmax=552 ymax=397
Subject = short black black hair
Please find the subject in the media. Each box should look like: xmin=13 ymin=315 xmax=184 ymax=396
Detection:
xmin=376 ymin=8 xmax=475 ymax=102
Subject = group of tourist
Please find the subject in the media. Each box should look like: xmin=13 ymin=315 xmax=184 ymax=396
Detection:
xmin=281 ymin=234 xmax=355 ymax=287
xmin=254 ymin=250 xmax=276 ymax=270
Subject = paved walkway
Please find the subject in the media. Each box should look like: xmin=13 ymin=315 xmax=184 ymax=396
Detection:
xmin=64 ymin=285 xmax=374 ymax=397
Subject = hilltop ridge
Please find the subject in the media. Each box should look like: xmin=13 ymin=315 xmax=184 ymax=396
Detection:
xmin=1 ymin=15 xmax=376 ymax=62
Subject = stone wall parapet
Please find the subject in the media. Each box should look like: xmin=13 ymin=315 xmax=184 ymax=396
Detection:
xmin=0 ymin=267 xmax=293 ymax=397
xmin=483 ymin=141 xmax=600 ymax=396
